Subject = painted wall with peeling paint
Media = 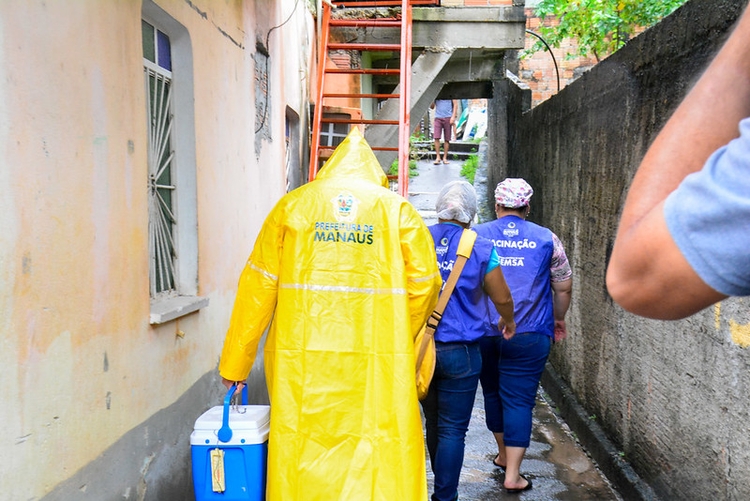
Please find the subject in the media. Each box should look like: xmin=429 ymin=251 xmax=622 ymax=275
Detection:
xmin=0 ymin=0 xmax=314 ymax=499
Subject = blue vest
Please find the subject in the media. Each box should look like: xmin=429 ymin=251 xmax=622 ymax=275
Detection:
xmin=428 ymin=223 xmax=495 ymax=343
xmin=474 ymin=215 xmax=555 ymax=337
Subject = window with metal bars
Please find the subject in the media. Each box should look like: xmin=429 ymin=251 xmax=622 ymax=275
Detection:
xmin=142 ymin=3 xmax=206 ymax=324
xmin=143 ymin=20 xmax=176 ymax=297
xmin=320 ymin=114 xmax=351 ymax=148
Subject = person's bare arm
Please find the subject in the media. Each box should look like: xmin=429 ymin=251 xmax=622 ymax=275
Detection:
xmin=551 ymin=278 xmax=572 ymax=339
xmin=552 ymin=278 xmax=572 ymax=321
xmin=606 ymin=7 xmax=750 ymax=319
xmin=484 ymin=266 xmax=516 ymax=339
xmin=222 ymin=378 xmax=244 ymax=392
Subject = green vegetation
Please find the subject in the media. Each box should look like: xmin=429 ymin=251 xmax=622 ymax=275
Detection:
xmin=389 ymin=159 xmax=419 ymax=178
xmin=529 ymin=0 xmax=689 ymax=62
xmin=411 ymin=131 xmax=428 ymax=142
xmin=409 ymin=133 xmax=432 ymax=162
xmin=460 ymin=153 xmax=479 ymax=184
xmin=388 ymin=132 xmax=433 ymax=175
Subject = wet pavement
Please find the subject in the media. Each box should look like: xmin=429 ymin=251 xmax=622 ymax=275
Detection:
xmin=408 ymin=157 xmax=452 ymax=227
xmin=425 ymin=388 xmax=622 ymax=501
xmin=410 ymin=156 xmax=622 ymax=501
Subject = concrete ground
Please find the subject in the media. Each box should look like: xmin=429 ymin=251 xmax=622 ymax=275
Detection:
xmin=409 ymin=157 xmax=624 ymax=501
xmin=426 ymin=387 xmax=622 ymax=501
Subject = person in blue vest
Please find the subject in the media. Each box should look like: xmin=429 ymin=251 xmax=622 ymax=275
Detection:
xmin=473 ymin=178 xmax=573 ymax=493
xmin=422 ymin=180 xmax=516 ymax=501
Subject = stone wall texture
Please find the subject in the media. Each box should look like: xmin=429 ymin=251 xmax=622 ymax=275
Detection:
xmin=490 ymin=0 xmax=750 ymax=498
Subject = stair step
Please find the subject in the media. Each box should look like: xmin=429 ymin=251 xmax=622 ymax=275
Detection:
xmin=412 ymin=140 xmax=481 ymax=153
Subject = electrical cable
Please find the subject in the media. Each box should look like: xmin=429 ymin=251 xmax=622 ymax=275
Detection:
xmin=525 ymin=29 xmax=560 ymax=93
xmin=256 ymin=0 xmax=301 ymax=134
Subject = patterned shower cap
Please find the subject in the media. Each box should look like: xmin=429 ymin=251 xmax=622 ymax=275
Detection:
xmin=494 ymin=178 xmax=533 ymax=208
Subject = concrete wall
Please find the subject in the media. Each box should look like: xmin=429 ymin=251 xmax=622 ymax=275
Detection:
xmin=488 ymin=0 xmax=750 ymax=498
xmin=0 ymin=1 xmax=314 ymax=499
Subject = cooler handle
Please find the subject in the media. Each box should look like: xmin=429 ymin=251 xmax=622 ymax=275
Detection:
xmin=217 ymin=384 xmax=249 ymax=443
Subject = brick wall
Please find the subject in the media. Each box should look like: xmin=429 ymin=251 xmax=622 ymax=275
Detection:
xmin=434 ymin=2 xmax=596 ymax=107
xmin=441 ymin=0 xmax=513 ymax=6
xmin=518 ymin=7 xmax=597 ymax=107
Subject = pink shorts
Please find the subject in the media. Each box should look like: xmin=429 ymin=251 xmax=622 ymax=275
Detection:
xmin=433 ymin=117 xmax=453 ymax=141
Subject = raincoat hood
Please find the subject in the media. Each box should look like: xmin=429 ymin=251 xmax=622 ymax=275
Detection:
xmin=316 ymin=127 xmax=389 ymax=188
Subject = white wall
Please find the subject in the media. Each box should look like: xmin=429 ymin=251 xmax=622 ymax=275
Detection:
xmin=0 ymin=0 xmax=314 ymax=498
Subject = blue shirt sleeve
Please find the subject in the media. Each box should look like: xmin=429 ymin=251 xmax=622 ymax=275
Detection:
xmin=663 ymin=117 xmax=750 ymax=296
xmin=486 ymin=247 xmax=500 ymax=274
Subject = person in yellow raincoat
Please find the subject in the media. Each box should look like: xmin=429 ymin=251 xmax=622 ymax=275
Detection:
xmin=219 ymin=128 xmax=442 ymax=501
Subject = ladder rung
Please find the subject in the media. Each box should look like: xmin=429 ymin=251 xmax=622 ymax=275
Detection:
xmin=321 ymin=117 xmax=399 ymax=125
xmin=323 ymin=93 xmax=400 ymax=99
xmin=332 ymin=0 xmax=438 ymax=5
xmin=332 ymin=1 xmax=408 ymax=6
xmin=329 ymin=19 xmax=402 ymax=28
xmin=318 ymin=145 xmax=398 ymax=152
xmin=328 ymin=43 xmax=401 ymax=52
xmin=318 ymin=144 xmax=398 ymax=151
xmin=325 ymin=68 xmax=400 ymax=75
xmin=333 ymin=1 xmax=403 ymax=6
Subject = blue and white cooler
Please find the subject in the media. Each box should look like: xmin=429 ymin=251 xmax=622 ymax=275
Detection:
xmin=191 ymin=385 xmax=270 ymax=501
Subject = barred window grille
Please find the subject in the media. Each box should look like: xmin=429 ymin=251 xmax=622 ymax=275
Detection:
xmin=143 ymin=20 xmax=176 ymax=297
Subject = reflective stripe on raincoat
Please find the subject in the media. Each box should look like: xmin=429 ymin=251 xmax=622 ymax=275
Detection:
xmin=219 ymin=128 xmax=441 ymax=501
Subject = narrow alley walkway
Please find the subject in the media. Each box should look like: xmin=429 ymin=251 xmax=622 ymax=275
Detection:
xmin=408 ymin=156 xmax=622 ymax=500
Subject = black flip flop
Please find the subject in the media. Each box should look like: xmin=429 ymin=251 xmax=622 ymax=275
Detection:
xmin=505 ymin=475 xmax=533 ymax=493
xmin=491 ymin=456 xmax=506 ymax=471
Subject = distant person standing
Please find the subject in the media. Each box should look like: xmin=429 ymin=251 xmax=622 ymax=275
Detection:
xmin=473 ymin=178 xmax=573 ymax=494
xmin=431 ymin=99 xmax=458 ymax=164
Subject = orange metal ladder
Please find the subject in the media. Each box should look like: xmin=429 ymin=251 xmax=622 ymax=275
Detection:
xmin=309 ymin=0 xmax=433 ymax=197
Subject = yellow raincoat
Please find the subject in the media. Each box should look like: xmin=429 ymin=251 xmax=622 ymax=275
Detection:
xmin=219 ymin=128 xmax=441 ymax=501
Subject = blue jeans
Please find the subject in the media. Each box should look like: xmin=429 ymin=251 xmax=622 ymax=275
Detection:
xmin=479 ymin=332 xmax=551 ymax=448
xmin=421 ymin=341 xmax=482 ymax=501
